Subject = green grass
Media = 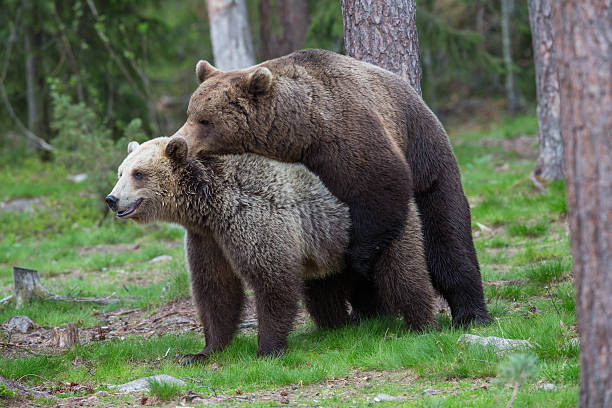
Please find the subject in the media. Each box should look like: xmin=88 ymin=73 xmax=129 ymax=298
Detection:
xmin=148 ymin=377 xmax=186 ymax=401
xmin=526 ymin=258 xmax=573 ymax=285
xmin=0 ymin=114 xmax=578 ymax=406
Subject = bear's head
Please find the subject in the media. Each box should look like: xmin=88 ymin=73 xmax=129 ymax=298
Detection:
xmin=171 ymin=60 xmax=277 ymax=157
xmin=106 ymin=137 xmax=189 ymax=224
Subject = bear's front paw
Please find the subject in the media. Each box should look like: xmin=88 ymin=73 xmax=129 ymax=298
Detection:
xmin=179 ymin=352 xmax=210 ymax=366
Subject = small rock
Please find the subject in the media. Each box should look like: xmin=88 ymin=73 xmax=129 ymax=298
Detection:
xmin=457 ymin=334 xmax=533 ymax=352
xmin=374 ymin=393 xmax=399 ymax=402
xmin=116 ymin=374 xmax=185 ymax=393
xmin=165 ymin=316 xmax=194 ymax=325
xmin=3 ymin=315 xmax=36 ymax=333
xmin=149 ymin=255 xmax=172 ymax=264
xmin=67 ymin=173 xmax=88 ymax=183
xmin=540 ymin=383 xmax=557 ymax=391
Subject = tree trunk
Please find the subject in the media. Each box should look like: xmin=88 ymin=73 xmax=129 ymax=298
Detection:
xmin=552 ymin=1 xmax=612 ymax=407
xmin=341 ymin=0 xmax=422 ymax=95
xmin=207 ymin=0 xmax=255 ymax=70
xmin=528 ymin=0 xmax=562 ymax=181
xmin=501 ymin=0 xmax=517 ymax=115
xmin=23 ymin=0 xmax=43 ymax=146
xmin=260 ymin=0 xmax=309 ymax=60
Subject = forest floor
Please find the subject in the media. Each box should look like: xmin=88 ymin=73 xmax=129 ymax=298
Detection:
xmin=0 ymin=114 xmax=578 ymax=407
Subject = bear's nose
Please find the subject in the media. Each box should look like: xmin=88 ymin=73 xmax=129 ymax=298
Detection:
xmin=105 ymin=195 xmax=118 ymax=211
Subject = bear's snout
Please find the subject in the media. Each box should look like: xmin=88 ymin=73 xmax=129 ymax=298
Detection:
xmin=105 ymin=195 xmax=118 ymax=211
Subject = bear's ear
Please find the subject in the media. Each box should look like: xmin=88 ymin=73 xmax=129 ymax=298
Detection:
xmin=165 ymin=137 xmax=188 ymax=164
xmin=247 ymin=67 xmax=273 ymax=96
xmin=196 ymin=60 xmax=218 ymax=84
xmin=127 ymin=141 xmax=140 ymax=154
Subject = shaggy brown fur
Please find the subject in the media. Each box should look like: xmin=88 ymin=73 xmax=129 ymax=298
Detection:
xmin=171 ymin=49 xmax=490 ymax=327
xmin=107 ymin=137 xmax=436 ymax=363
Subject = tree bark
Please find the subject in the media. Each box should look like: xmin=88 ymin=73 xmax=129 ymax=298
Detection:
xmin=341 ymin=0 xmax=422 ymax=95
xmin=528 ymin=0 xmax=563 ymax=181
xmin=260 ymin=0 xmax=309 ymax=60
xmin=23 ymin=0 xmax=43 ymax=145
xmin=207 ymin=0 xmax=255 ymax=70
xmin=501 ymin=0 xmax=517 ymax=115
xmin=552 ymin=1 xmax=612 ymax=407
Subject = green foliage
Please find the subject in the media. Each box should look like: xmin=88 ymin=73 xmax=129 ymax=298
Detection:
xmin=49 ymin=79 xmax=147 ymax=206
xmin=304 ymin=0 xmax=344 ymax=52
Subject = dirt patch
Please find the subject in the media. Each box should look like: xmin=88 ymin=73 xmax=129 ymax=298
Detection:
xmin=479 ymin=134 xmax=538 ymax=159
xmin=196 ymin=369 xmax=419 ymax=406
xmin=1 ymin=295 xmax=310 ymax=356
xmin=78 ymin=243 xmax=140 ymax=256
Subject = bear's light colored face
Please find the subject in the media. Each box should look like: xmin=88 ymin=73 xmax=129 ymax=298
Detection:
xmin=108 ymin=138 xmax=173 ymax=223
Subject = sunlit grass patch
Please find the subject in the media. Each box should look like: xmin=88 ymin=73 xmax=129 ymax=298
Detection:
xmin=148 ymin=377 xmax=186 ymax=401
xmin=526 ymin=258 xmax=573 ymax=285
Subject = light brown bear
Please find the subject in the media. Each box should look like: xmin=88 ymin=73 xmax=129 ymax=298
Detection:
xmin=106 ymin=137 xmax=436 ymax=364
xmin=172 ymin=49 xmax=491 ymax=327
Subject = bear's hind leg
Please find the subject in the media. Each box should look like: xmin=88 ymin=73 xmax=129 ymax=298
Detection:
xmin=347 ymin=273 xmax=390 ymax=322
xmin=373 ymin=217 xmax=437 ymax=332
xmin=182 ymin=231 xmax=245 ymax=365
xmin=415 ymin=179 xmax=491 ymax=328
xmin=304 ymin=272 xmax=350 ymax=330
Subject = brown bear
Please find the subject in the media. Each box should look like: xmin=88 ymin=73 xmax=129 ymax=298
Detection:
xmin=171 ymin=49 xmax=490 ymax=327
xmin=106 ymin=137 xmax=436 ymax=364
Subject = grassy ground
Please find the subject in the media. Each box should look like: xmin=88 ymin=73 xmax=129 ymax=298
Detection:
xmin=0 ymin=114 xmax=577 ymax=407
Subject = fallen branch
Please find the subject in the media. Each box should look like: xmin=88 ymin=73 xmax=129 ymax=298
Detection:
xmin=11 ymin=267 xmax=121 ymax=308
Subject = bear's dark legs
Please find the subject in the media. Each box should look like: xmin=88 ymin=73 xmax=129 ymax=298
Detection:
xmin=346 ymin=179 xmax=411 ymax=278
xmin=415 ymin=181 xmax=491 ymax=328
xmin=372 ymin=222 xmax=437 ymax=331
xmin=347 ymin=273 xmax=390 ymax=322
xmin=249 ymin=270 xmax=300 ymax=357
xmin=182 ymin=231 xmax=245 ymax=365
xmin=304 ymin=273 xmax=350 ymax=329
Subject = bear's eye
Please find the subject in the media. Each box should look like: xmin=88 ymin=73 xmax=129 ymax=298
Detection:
xmin=200 ymin=119 xmax=210 ymax=126
xmin=133 ymin=171 xmax=144 ymax=181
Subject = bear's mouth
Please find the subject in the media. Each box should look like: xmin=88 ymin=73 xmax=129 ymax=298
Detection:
xmin=117 ymin=198 xmax=143 ymax=218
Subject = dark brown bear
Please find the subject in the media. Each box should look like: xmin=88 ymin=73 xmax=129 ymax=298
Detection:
xmin=171 ymin=49 xmax=490 ymax=327
xmin=106 ymin=137 xmax=436 ymax=364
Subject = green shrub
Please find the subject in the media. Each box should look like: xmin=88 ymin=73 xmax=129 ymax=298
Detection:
xmin=49 ymin=79 xmax=148 ymax=209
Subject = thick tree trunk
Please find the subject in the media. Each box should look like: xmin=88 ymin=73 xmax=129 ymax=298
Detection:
xmin=260 ymin=0 xmax=309 ymax=60
xmin=528 ymin=0 xmax=562 ymax=181
xmin=552 ymin=1 xmax=612 ymax=407
xmin=341 ymin=0 xmax=422 ymax=95
xmin=501 ymin=0 xmax=517 ymax=115
xmin=207 ymin=0 xmax=255 ymax=70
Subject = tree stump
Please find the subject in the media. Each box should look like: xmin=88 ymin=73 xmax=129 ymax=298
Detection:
xmin=3 ymin=266 xmax=121 ymax=308
xmin=13 ymin=267 xmax=52 ymax=308
xmin=49 ymin=322 xmax=79 ymax=348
